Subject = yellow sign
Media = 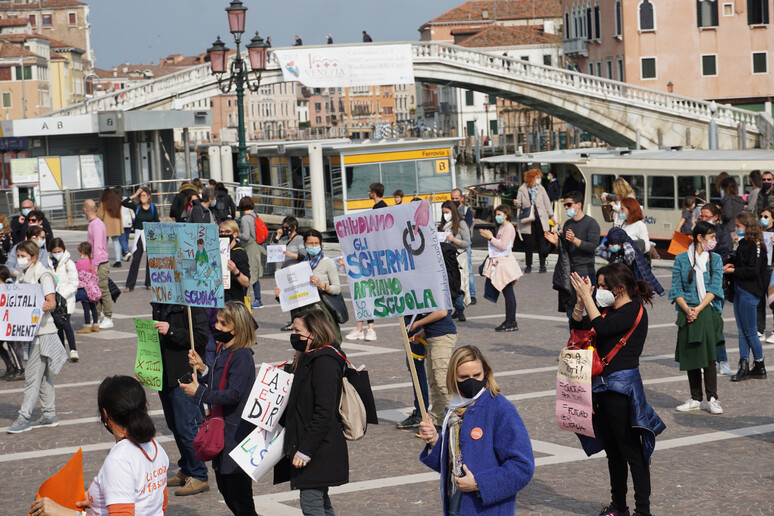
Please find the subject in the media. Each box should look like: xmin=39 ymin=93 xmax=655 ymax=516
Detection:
xmin=342 ymin=148 xmax=452 ymax=165
xmin=435 ymin=159 xmax=449 ymax=174
xmin=345 ymin=192 xmax=452 ymax=211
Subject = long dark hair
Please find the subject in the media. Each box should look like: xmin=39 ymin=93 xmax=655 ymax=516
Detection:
xmin=440 ymin=200 xmax=462 ymax=235
xmin=99 ymin=188 xmax=122 ymax=219
xmin=689 ymin=221 xmax=716 ymax=284
xmin=596 ymin=262 xmax=654 ymax=306
xmin=98 ymin=375 xmax=155 ymax=443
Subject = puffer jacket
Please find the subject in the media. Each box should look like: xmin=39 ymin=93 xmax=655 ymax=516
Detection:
xmin=48 ymin=250 xmax=79 ymax=314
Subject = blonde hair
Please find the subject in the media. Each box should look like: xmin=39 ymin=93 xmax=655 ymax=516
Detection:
xmin=612 ymin=177 xmax=634 ymax=199
xmin=446 ymin=345 xmax=500 ymax=397
xmin=217 ymin=301 xmax=255 ymax=349
xmin=219 ymin=219 xmax=239 ymax=235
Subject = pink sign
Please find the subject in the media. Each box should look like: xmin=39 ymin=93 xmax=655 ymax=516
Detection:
xmin=555 ymin=348 xmax=595 ymax=438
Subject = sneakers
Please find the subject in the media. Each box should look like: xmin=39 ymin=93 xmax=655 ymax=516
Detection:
xmin=524 ymin=266 xmax=532 ymax=274
xmin=704 ymin=397 xmax=723 ymax=415
xmin=1 ymin=365 xmax=18 ymax=380
xmin=281 ymin=321 xmax=293 ymax=332
xmin=69 ymin=349 xmax=79 ymax=362
xmin=7 ymin=416 xmax=31 ymax=434
xmin=98 ymin=317 xmax=114 ymax=329
xmin=758 ymin=331 xmax=765 ymax=340
xmin=175 ymin=477 xmax=209 ymax=496
xmin=365 ymin=329 xmax=377 ymax=341
xmin=346 ymin=329 xmax=364 ymax=340
xmin=167 ymin=471 xmax=190 ymax=487
xmin=122 ymin=251 xmax=132 ymax=261
xmin=539 ymin=266 xmax=548 ymax=273
xmin=76 ymin=326 xmax=92 ymax=334
xmin=495 ymin=321 xmax=518 ymax=332
xmin=469 ymin=297 xmax=477 ymax=305
xmin=113 ymin=261 xmax=122 ymax=268
xmin=676 ymin=399 xmax=701 ymax=412
xmin=457 ymin=311 xmax=466 ymax=322
xmin=598 ymin=505 xmax=630 ymax=516
xmin=251 ymin=301 xmax=263 ymax=309
xmin=30 ymin=415 xmax=59 ymax=429
xmin=396 ymin=411 xmax=422 ymax=429
xmin=717 ymin=361 xmax=733 ymax=376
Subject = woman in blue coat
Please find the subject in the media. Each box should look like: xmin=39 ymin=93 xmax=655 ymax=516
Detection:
xmin=417 ymin=345 xmax=534 ymax=515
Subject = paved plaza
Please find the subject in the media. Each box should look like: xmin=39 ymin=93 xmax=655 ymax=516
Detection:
xmin=1 ymin=230 xmax=773 ymax=515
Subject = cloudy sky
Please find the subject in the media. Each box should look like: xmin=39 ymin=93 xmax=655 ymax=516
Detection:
xmin=90 ymin=0 xmax=457 ymax=67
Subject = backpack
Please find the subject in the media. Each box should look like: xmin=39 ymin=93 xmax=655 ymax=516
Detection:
xmin=246 ymin=213 xmax=269 ymax=244
xmin=77 ymin=261 xmax=102 ymax=302
xmin=136 ymin=203 xmax=156 ymax=219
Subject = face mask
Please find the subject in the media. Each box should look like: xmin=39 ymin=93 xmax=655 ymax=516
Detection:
xmin=535 ymin=178 xmax=542 ymax=186
xmin=219 ymin=234 xmax=234 ymax=243
xmin=0 ymin=223 xmax=3 ymax=231
xmin=17 ymin=257 xmax=30 ymax=269
xmin=36 ymin=239 xmax=46 ymax=248
xmin=452 ymin=200 xmax=461 ymax=208
xmin=442 ymin=212 xmax=452 ymax=222
xmin=617 ymin=211 xmax=627 ymax=221
xmin=21 ymin=208 xmax=31 ymax=217
xmin=764 ymin=181 xmax=773 ymax=189
xmin=282 ymin=226 xmax=290 ymax=234
xmin=761 ymin=217 xmax=771 ymax=228
xmin=703 ymin=239 xmax=717 ymax=251
xmin=83 ymin=213 xmax=88 ymax=219
xmin=566 ymin=208 xmax=577 ymax=218
xmin=52 ymin=252 xmax=64 ymax=261
xmin=211 ymin=328 xmax=234 ymax=344
xmin=595 ymin=288 xmax=616 ymax=307
xmin=290 ymin=333 xmax=309 ymax=352
xmin=211 ymin=199 xmax=216 ymax=208
xmin=608 ymin=244 xmax=621 ymax=253
xmin=456 ymin=377 xmax=486 ymax=399
xmin=305 ymin=245 xmax=321 ymax=256
xmin=495 ymin=214 xmax=505 ymax=224
xmin=736 ymin=229 xmax=745 ymax=238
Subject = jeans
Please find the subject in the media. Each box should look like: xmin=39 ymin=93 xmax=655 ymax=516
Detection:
xmin=158 ymin=385 xmax=208 ymax=481
xmin=299 ymin=487 xmax=335 ymax=516
xmin=405 ymin=352 xmax=429 ymax=415
xmin=82 ymin=301 xmax=98 ymax=325
xmin=466 ymin=247 xmax=476 ymax=297
xmin=118 ymin=228 xmax=131 ymax=255
xmin=454 ymin=293 xmax=465 ymax=313
xmin=19 ymin=336 xmax=56 ymax=420
xmin=252 ymin=281 xmax=262 ymax=304
xmin=215 ymin=470 xmax=257 ymax=516
xmin=716 ymin=299 xmax=728 ymax=362
xmin=426 ymin=333 xmax=457 ymax=426
xmin=502 ymin=280 xmax=517 ymax=324
xmin=733 ymin=284 xmax=764 ymax=361
xmin=126 ymin=237 xmax=150 ymax=290
xmin=111 ymin=236 xmax=122 ymax=263
xmin=96 ymin=262 xmax=112 ymax=318
xmin=57 ymin=314 xmax=76 ymax=351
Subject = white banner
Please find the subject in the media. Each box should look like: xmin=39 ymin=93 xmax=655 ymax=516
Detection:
xmin=335 ymin=200 xmax=452 ymax=321
xmin=0 ymin=283 xmax=45 ymax=341
xmin=229 ymin=426 xmax=285 ymax=482
xmin=275 ymin=261 xmax=320 ymax=312
xmin=267 ymin=245 xmax=287 ymax=263
xmin=274 ymin=44 xmax=414 ymax=88
xmin=220 ymin=238 xmax=231 ymax=290
xmin=241 ymin=363 xmax=293 ymax=432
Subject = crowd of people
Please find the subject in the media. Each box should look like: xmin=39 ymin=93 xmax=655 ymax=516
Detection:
xmin=6 ymin=168 xmax=772 ymax=515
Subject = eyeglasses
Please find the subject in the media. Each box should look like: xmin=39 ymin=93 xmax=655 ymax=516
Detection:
xmin=28 ymin=219 xmax=38 ymax=223
xmin=563 ymin=202 xmax=575 ymax=208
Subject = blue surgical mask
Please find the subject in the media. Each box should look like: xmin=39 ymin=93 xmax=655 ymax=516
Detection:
xmin=566 ymin=208 xmax=577 ymax=218
xmin=495 ymin=214 xmax=505 ymax=224
xmin=617 ymin=211 xmax=627 ymax=221
xmin=736 ymin=228 xmax=745 ymax=237
xmin=21 ymin=208 xmax=31 ymax=217
xmin=211 ymin=199 xmax=216 ymax=208
xmin=761 ymin=217 xmax=771 ymax=228
xmin=608 ymin=244 xmax=621 ymax=253
xmin=0 ymin=223 xmax=3 ymax=230
xmin=305 ymin=246 xmax=321 ymax=256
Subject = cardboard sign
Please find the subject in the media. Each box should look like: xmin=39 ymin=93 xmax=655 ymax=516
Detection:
xmin=134 ymin=319 xmax=163 ymax=391
xmin=30 ymin=448 xmax=84 ymax=515
xmin=275 ymin=261 xmax=320 ymax=312
xmin=220 ymin=238 xmax=231 ymax=290
xmin=334 ymin=200 xmax=452 ymax=321
xmin=241 ymin=363 xmax=293 ymax=432
xmin=267 ymin=244 xmax=287 ymax=263
xmin=229 ymin=426 xmax=285 ymax=481
xmin=556 ymin=348 xmax=595 ymax=438
xmin=144 ymin=222 xmax=224 ymax=308
xmin=0 ymin=283 xmax=44 ymax=342
xmin=488 ymin=240 xmax=512 ymax=258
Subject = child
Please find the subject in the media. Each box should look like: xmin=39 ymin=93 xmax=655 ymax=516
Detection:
xmin=679 ymin=196 xmax=696 ymax=235
xmin=75 ymin=242 xmax=100 ymax=334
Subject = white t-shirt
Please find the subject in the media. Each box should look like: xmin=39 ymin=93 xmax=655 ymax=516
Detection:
xmin=622 ymin=220 xmax=651 ymax=251
xmin=87 ymin=439 xmax=169 ymax=516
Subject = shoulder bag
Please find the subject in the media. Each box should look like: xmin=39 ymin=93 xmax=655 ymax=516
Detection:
xmin=320 ymin=290 xmax=349 ymax=324
xmin=193 ymin=351 xmax=234 ymax=461
xmin=518 ymin=203 xmax=536 ymax=224
xmin=566 ymin=304 xmax=644 ymax=376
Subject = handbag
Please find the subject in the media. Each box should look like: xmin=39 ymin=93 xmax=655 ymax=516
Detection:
xmin=320 ymin=345 xmax=378 ymax=439
xmin=601 ymin=204 xmax=615 ymax=223
xmin=566 ymin=304 xmax=644 ymax=376
xmin=518 ymin=203 xmax=536 ymax=224
xmin=52 ymin=293 xmax=68 ymax=329
xmin=320 ymin=291 xmax=349 ymax=324
xmin=193 ymin=351 xmax=234 ymax=461
xmin=108 ymin=278 xmax=121 ymax=302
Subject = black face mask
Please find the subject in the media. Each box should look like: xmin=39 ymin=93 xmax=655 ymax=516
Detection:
xmin=282 ymin=226 xmax=291 ymax=234
xmin=290 ymin=333 xmax=309 ymax=352
xmin=212 ymin=328 xmax=235 ymax=344
xmin=219 ymin=234 xmax=234 ymax=243
xmin=764 ymin=181 xmax=773 ymax=189
xmin=457 ymin=377 xmax=486 ymax=399
xmin=452 ymin=200 xmax=461 ymax=208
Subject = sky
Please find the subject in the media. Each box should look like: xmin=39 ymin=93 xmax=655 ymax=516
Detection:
xmin=89 ymin=0 xmax=458 ymax=67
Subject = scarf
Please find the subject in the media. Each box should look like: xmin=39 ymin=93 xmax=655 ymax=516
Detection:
xmin=528 ymin=185 xmax=539 ymax=204
xmin=686 ymin=243 xmax=709 ymax=302
xmin=304 ymin=249 xmax=325 ymax=270
xmin=442 ymin=389 xmax=485 ymax=515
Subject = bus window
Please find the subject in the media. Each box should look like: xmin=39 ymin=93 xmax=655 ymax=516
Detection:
xmin=709 ymin=175 xmax=741 ymax=204
xmin=677 ymin=176 xmax=706 ymax=207
xmin=619 ymin=175 xmax=645 ymax=205
xmin=345 ymin=164 xmax=380 ymax=201
xmin=381 ymin=161 xmax=417 ymax=198
xmin=417 ymin=160 xmax=452 ymax=194
xmin=647 ymin=176 xmax=676 ymax=209
xmin=591 ymin=174 xmax=615 ymax=205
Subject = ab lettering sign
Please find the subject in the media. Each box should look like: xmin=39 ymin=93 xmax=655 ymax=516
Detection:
xmin=0 ymin=283 xmax=44 ymax=341
xmin=241 ymin=363 xmax=293 ymax=432
xmin=229 ymin=426 xmax=284 ymax=481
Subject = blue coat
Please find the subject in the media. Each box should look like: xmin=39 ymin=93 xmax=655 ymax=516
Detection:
xmin=419 ymin=393 xmax=535 ymax=515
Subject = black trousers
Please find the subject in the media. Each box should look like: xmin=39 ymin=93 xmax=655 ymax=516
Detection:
xmin=594 ymin=390 xmax=651 ymax=515
xmin=522 ymin=219 xmax=549 ymax=268
xmin=125 ymin=237 xmax=150 ymax=290
xmin=215 ymin=470 xmax=258 ymax=516
xmin=687 ymin=362 xmax=718 ymax=401
xmin=502 ymin=280 xmax=517 ymax=323
xmin=57 ymin=314 xmax=76 ymax=351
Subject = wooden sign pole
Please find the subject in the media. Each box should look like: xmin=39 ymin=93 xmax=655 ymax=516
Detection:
xmin=187 ymin=306 xmax=196 ymax=373
xmin=399 ymin=318 xmax=428 ymax=422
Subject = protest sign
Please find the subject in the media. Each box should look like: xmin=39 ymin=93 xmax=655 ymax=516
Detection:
xmin=0 ymin=283 xmax=44 ymax=342
xmin=267 ymin=244 xmax=287 ymax=263
xmin=764 ymin=233 xmax=773 ymax=266
xmin=275 ymin=262 xmax=320 ymax=312
xmin=144 ymin=222 xmax=224 ymax=308
xmin=556 ymin=348 xmax=595 ymax=438
xmin=436 ymin=231 xmax=450 ymax=243
xmin=220 ymin=237 xmax=231 ymax=289
xmin=30 ymin=448 xmax=84 ymax=515
xmin=229 ymin=426 xmax=285 ymax=481
xmin=334 ymin=200 xmax=451 ymax=321
xmin=488 ymin=240 xmax=512 ymax=258
xmin=134 ymin=319 xmax=163 ymax=391
xmin=241 ymin=363 xmax=293 ymax=432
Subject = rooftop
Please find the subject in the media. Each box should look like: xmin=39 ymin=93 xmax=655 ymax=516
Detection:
xmin=0 ymin=40 xmax=43 ymax=59
xmin=0 ymin=18 xmax=29 ymax=27
xmin=421 ymin=0 xmax=562 ymax=27
xmin=456 ymin=24 xmax=562 ymax=47
xmin=0 ymin=0 xmax=86 ymax=9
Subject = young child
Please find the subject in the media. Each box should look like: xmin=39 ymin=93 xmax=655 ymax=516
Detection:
xmin=679 ymin=196 xmax=696 ymax=235
xmin=75 ymin=242 xmax=100 ymax=334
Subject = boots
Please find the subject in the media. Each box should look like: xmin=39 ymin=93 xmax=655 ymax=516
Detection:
xmin=730 ymin=358 xmax=750 ymax=382
xmin=1 ymin=365 xmax=18 ymax=380
xmin=749 ymin=359 xmax=767 ymax=379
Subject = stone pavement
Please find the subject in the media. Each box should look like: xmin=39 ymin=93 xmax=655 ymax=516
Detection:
xmin=1 ymin=230 xmax=772 ymax=515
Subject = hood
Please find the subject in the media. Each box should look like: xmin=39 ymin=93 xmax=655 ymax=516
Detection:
xmin=178 ymin=182 xmax=199 ymax=193
xmin=48 ymin=249 xmax=71 ymax=267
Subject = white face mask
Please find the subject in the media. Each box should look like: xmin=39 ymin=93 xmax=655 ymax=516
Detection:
xmin=595 ymin=288 xmax=616 ymax=307
xmin=17 ymin=257 xmax=30 ymax=269
xmin=52 ymin=252 xmax=64 ymax=261
xmin=442 ymin=212 xmax=452 ymax=222
xmin=36 ymin=238 xmax=46 ymax=248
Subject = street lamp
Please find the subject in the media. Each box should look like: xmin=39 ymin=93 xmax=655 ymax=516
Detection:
xmin=206 ymin=0 xmax=269 ymax=185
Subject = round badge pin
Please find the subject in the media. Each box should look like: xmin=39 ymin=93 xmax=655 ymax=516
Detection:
xmin=470 ymin=427 xmax=483 ymax=440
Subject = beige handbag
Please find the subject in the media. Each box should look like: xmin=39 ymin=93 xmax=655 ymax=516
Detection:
xmin=339 ymin=376 xmax=367 ymax=441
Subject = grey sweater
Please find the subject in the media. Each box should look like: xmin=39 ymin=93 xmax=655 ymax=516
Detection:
xmin=564 ymin=214 xmax=601 ymax=271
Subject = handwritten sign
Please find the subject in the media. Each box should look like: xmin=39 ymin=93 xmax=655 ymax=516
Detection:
xmin=229 ymin=426 xmax=285 ymax=481
xmin=555 ymin=348 xmax=595 ymax=438
xmin=334 ymin=200 xmax=452 ymax=321
xmin=0 ymin=283 xmax=44 ymax=342
xmin=765 ymin=233 xmax=773 ymax=266
xmin=488 ymin=240 xmax=512 ymax=258
xmin=437 ymin=231 xmax=450 ymax=243
xmin=275 ymin=261 xmax=320 ymax=312
xmin=220 ymin=238 xmax=231 ymax=289
xmin=134 ymin=319 xmax=163 ymax=391
xmin=241 ymin=363 xmax=293 ymax=432
xmin=144 ymin=222 xmax=224 ymax=308
xmin=267 ymin=244 xmax=287 ymax=263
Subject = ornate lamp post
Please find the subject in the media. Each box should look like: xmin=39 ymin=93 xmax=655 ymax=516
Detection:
xmin=206 ymin=0 xmax=268 ymax=185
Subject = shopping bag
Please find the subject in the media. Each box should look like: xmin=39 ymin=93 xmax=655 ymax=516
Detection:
xmin=229 ymin=426 xmax=285 ymax=481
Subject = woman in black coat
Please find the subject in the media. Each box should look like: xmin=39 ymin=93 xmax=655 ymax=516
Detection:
xmin=182 ymin=300 xmax=258 ymax=516
xmin=275 ymin=309 xmax=348 ymax=515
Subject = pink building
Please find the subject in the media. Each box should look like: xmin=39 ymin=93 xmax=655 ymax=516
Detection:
xmin=561 ymin=0 xmax=773 ymax=113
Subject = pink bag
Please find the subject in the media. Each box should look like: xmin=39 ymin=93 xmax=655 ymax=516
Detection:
xmin=193 ymin=352 xmax=233 ymax=462
xmin=78 ymin=267 xmax=102 ymax=302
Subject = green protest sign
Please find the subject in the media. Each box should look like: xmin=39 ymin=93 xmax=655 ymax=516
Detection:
xmin=134 ymin=319 xmax=163 ymax=391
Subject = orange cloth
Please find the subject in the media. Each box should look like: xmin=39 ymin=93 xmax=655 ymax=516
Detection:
xmin=30 ymin=449 xmax=85 ymax=515
xmin=668 ymin=231 xmax=693 ymax=256
xmin=107 ymin=503 xmax=135 ymax=515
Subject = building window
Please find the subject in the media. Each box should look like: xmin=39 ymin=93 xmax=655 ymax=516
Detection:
xmin=588 ymin=63 xmax=594 ymax=75
xmin=465 ymin=90 xmax=474 ymax=105
xmin=565 ymin=11 xmax=570 ymax=38
xmin=641 ymin=57 xmax=657 ymax=79
xmin=722 ymin=2 xmax=734 ymax=15
xmin=747 ymin=0 xmax=770 ymax=24
xmin=594 ymin=3 xmax=601 ymax=38
xmin=316 ymin=116 xmax=322 ymax=123
xmin=697 ymin=0 xmax=719 ymax=27
xmin=2 ymin=92 xmax=11 ymax=108
xmin=543 ymin=54 xmax=552 ymax=66
xmin=520 ymin=55 xmax=529 ymax=62
xmin=68 ymin=12 xmax=77 ymax=25
xmin=702 ymin=55 xmax=718 ymax=76
xmin=615 ymin=0 xmax=623 ymax=35
xmin=14 ymin=66 xmax=32 ymax=80
xmin=28 ymin=14 xmax=36 ymax=25
xmin=42 ymin=14 xmax=52 ymax=26
xmin=617 ymin=57 xmax=625 ymax=81
xmin=752 ymin=52 xmax=768 ymax=73
xmin=489 ymin=120 xmax=498 ymax=135
xmin=315 ymin=102 xmax=321 ymax=111
xmin=488 ymin=94 xmax=497 ymax=104
xmin=466 ymin=120 xmax=475 ymax=137
xmin=586 ymin=4 xmax=593 ymax=39
xmin=639 ymin=0 xmax=655 ymax=31
xmin=606 ymin=59 xmax=613 ymax=79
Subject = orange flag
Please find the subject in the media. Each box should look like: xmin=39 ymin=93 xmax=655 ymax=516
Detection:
xmin=29 ymin=448 xmax=85 ymax=515
xmin=667 ymin=231 xmax=693 ymax=256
